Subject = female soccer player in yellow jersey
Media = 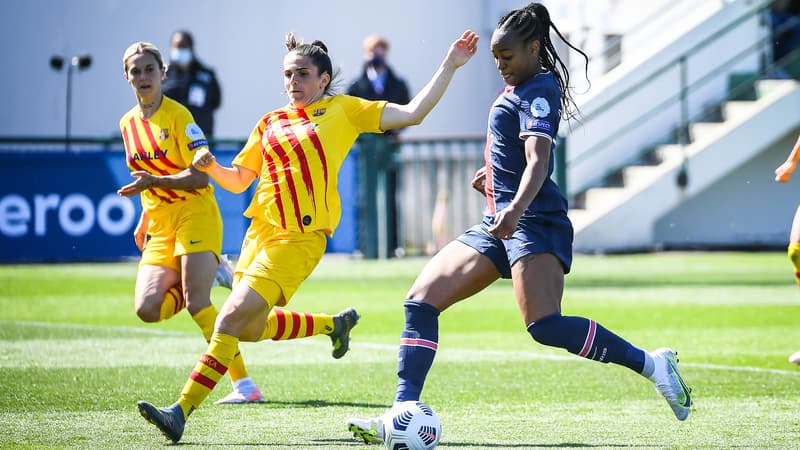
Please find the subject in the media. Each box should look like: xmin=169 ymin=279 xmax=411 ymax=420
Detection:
xmin=119 ymin=42 xmax=358 ymax=406
xmin=135 ymin=29 xmax=479 ymax=443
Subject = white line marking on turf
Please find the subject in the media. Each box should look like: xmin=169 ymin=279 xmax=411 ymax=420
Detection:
xmin=353 ymin=342 xmax=800 ymax=377
xmin=3 ymin=320 xmax=189 ymax=336
xmin=6 ymin=321 xmax=800 ymax=377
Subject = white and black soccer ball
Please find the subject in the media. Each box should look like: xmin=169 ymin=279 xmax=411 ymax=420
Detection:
xmin=383 ymin=401 xmax=442 ymax=450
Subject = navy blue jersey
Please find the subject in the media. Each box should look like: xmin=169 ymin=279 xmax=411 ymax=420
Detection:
xmin=483 ymin=70 xmax=567 ymax=216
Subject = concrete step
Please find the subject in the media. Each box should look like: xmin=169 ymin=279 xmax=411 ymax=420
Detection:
xmin=622 ymin=165 xmax=667 ymax=188
xmin=722 ymin=100 xmax=757 ymax=122
xmin=654 ymin=144 xmax=685 ymax=164
xmin=584 ymin=186 xmax=627 ymax=210
xmin=690 ymin=121 xmax=726 ymax=143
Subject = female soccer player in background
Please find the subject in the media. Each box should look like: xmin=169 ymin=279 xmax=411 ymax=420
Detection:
xmin=347 ymin=3 xmax=692 ymax=444
xmin=118 ymin=41 xmax=267 ymax=404
xmin=135 ymin=29 xmax=479 ymax=444
xmin=119 ymin=42 xmax=354 ymax=406
xmin=773 ymin=132 xmax=800 ymax=364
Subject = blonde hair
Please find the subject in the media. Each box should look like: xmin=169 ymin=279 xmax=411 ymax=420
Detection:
xmin=362 ymin=35 xmax=389 ymax=52
xmin=122 ymin=41 xmax=165 ymax=73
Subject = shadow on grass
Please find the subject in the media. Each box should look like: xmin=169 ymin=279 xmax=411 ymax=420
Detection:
xmin=226 ymin=398 xmax=388 ymax=409
xmin=181 ymin=438 xmax=641 ymax=447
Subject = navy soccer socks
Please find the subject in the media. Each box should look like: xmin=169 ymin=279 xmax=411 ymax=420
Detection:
xmin=395 ymin=300 xmax=440 ymax=402
xmin=527 ymin=313 xmax=646 ymax=373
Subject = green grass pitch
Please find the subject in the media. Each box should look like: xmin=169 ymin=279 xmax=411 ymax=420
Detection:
xmin=0 ymin=251 xmax=798 ymax=449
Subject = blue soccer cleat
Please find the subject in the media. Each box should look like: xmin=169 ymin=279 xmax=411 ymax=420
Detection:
xmin=137 ymin=401 xmax=185 ymax=444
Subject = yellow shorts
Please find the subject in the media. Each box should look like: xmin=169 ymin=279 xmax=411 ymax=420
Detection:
xmin=236 ymin=217 xmax=326 ymax=308
xmin=140 ymin=194 xmax=223 ymax=271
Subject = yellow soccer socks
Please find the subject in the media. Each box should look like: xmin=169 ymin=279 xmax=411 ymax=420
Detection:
xmin=158 ymin=285 xmax=186 ymax=321
xmin=177 ymin=332 xmax=238 ymax=418
xmin=191 ymin=305 xmax=250 ymax=382
xmin=788 ymin=242 xmax=800 ymax=286
xmin=259 ymin=309 xmax=335 ymax=341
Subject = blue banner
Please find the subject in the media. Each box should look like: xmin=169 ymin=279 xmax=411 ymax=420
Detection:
xmin=0 ymin=149 xmax=358 ymax=263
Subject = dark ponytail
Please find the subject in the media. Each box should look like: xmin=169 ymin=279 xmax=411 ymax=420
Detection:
xmin=497 ymin=2 xmax=589 ymax=120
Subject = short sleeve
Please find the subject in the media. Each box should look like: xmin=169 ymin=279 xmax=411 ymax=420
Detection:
xmin=517 ymin=87 xmax=560 ymax=143
xmin=339 ymin=95 xmax=386 ymax=134
xmin=174 ymin=107 xmax=209 ymax=162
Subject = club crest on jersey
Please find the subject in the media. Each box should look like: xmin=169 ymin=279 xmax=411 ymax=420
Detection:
xmin=159 ymin=128 xmax=169 ymax=140
xmin=312 ymin=108 xmax=326 ymax=117
xmin=530 ymin=97 xmax=550 ymax=118
xmin=185 ymin=123 xmax=205 ymax=140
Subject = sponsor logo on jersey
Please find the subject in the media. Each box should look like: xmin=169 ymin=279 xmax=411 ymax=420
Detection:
xmin=132 ymin=149 xmax=168 ymax=161
xmin=159 ymin=128 xmax=169 ymax=140
xmin=188 ymin=139 xmax=208 ymax=150
xmin=312 ymin=108 xmax=326 ymax=117
xmin=526 ymin=119 xmax=552 ymax=131
xmin=530 ymin=97 xmax=550 ymax=118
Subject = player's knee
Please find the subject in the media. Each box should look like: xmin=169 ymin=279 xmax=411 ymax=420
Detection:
xmin=135 ymin=302 xmax=162 ymax=323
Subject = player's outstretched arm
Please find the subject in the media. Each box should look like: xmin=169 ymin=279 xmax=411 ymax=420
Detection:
xmin=116 ymin=168 xmax=208 ymax=198
xmin=380 ymin=30 xmax=478 ymax=131
xmin=192 ymin=148 xmax=258 ymax=193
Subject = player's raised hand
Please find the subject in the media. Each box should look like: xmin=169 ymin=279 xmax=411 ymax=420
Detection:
xmin=775 ymin=160 xmax=796 ymax=183
xmin=447 ymin=30 xmax=479 ymax=68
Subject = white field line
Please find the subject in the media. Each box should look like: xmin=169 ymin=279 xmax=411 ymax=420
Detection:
xmin=6 ymin=321 xmax=800 ymax=377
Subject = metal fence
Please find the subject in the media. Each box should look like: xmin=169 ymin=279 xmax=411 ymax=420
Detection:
xmin=393 ymin=136 xmax=487 ymax=256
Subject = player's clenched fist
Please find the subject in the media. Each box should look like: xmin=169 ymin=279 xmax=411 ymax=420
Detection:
xmin=192 ymin=148 xmax=215 ymax=172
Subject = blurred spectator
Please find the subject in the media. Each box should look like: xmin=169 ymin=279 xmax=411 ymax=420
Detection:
xmin=347 ymin=35 xmax=411 ymax=136
xmin=163 ymin=30 xmax=222 ymax=136
xmin=347 ymin=36 xmax=411 ymax=258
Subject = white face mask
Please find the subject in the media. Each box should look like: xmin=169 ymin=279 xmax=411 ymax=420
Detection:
xmin=170 ymin=48 xmax=192 ymax=66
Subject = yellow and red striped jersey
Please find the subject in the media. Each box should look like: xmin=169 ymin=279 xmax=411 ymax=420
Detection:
xmin=234 ymin=94 xmax=386 ymax=235
xmin=119 ymin=96 xmax=214 ymax=212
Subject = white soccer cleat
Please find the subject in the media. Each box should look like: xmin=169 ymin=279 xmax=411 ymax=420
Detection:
xmin=649 ymin=347 xmax=693 ymax=421
xmin=346 ymin=416 xmax=384 ymax=444
xmin=789 ymin=351 xmax=800 ymax=365
xmin=212 ymin=254 xmax=235 ymax=289
xmin=214 ymin=386 xmax=265 ymax=405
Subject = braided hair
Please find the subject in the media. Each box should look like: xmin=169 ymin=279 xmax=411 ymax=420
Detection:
xmin=496 ymin=2 xmax=588 ymax=119
xmin=284 ymin=33 xmax=340 ymax=96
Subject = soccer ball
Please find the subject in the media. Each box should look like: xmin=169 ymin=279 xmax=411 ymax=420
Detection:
xmin=383 ymin=401 xmax=442 ymax=450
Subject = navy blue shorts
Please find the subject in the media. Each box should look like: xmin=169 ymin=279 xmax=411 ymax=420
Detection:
xmin=456 ymin=213 xmax=573 ymax=279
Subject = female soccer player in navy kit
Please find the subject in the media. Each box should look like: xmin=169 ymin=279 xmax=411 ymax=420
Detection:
xmin=348 ymin=3 xmax=692 ymax=443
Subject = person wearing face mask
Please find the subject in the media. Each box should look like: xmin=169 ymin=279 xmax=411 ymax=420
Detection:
xmin=347 ymin=36 xmax=411 ymax=135
xmin=163 ymin=30 xmax=222 ymax=137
